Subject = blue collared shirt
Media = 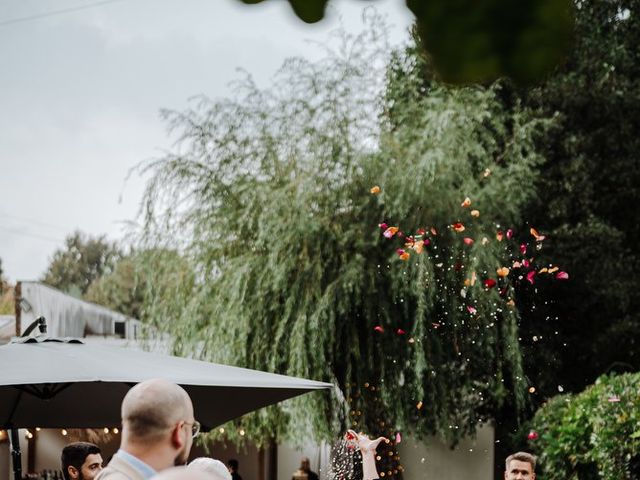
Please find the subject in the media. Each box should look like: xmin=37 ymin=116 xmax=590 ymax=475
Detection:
xmin=116 ymin=449 xmax=157 ymax=479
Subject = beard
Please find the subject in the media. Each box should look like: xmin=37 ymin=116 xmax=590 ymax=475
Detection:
xmin=174 ymin=447 xmax=189 ymax=466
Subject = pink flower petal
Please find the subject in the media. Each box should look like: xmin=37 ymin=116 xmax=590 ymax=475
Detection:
xmin=555 ymin=271 xmax=569 ymax=280
xmin=526 ymin=270 xmax=536 ymax=284
xmin=466 ymin=306 xmax=477 ymax=314
xmin=396 ymin=328 xmax=406 ymax=335
xmin=484 ymin=279 xmax=497 ymax=289
xmin=506 ymin=229 xmax=514 ymax=239
xmin=463 ymin=237 xmax=474 ymax=245
xmin=520 ymin=243 xmax=527 ymax=254
xmin=374 ymin=326 xmax=384 ymax=333
xmin=395 ymin=432 xmax=402 ymax=444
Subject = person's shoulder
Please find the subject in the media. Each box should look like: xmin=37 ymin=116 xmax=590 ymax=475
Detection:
xmin=96 ymin=466 xmax=134 ymax=480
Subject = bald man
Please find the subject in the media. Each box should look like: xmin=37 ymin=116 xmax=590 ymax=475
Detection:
xmin=96 ymin=379 xmax=199 ymax=480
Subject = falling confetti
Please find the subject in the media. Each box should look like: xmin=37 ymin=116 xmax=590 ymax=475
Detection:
xmin=374 ymin=326 xmax=385 ymax=333
xmin=466 ymin=306 xmax=477 ymax=315
xmin=461 ymin=197 xmax=472 ymax=208
xmin=384 ymin=227 xmax=399 ymax=239
xmin=530 ymin=227 xmax=546 ymax=242
xmin=463 ymin=237 xmax=474 ymax=245
xmin=484 ymin=279 xmax=497 ymax=289
xmin=395 ymin=432 xmax=402 ymax=444
xmin=496 ymin=267 xmax=510 ymax=277
xmin=526 ymin=270 xmax=537 ymax=284
xmin=452 ymin=223 xmax=466 ymax=233
xmin=471 ymin=209 xmax=480 ymax=217
xmin=527 ymin=430 xmax=539 ymax=440
xmin=370 ymin=186 xmax=381 ymax=195
xmin=555 ymin=271 xmax=569 ymax=280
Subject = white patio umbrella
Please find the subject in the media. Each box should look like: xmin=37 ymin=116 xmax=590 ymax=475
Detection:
xmin=0 ymin=318 xmax=332 ymax=480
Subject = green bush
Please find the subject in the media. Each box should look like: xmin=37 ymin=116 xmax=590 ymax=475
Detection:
xmin=530 ymin=373 xmax=640 ymax=479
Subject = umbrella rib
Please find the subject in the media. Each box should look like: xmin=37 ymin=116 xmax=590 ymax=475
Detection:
xmin=15 ymin=382 xmax=74 ymax=400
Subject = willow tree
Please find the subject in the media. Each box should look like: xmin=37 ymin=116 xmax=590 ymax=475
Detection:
xmin=137 ymin=16 xmax=553 ymax=448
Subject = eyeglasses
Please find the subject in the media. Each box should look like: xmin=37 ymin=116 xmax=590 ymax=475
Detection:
xmin=184 ymin=420 xmax=201 ymax=438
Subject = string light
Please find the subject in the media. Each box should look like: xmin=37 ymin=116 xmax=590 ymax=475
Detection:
xmin=103 ymin=428 xmax=110 ymax=434
xmin=113 ymin=428 xmax=119 ymax=434
xmin=35 ymin=427 xmax=41 ymax=432
xmin=61 ymin=429 xmax=68 ymax=436
xmin=239 ymin=429 xmax=245 ymax=436
xmin=218 ymin=427 xmax=225 ymax=434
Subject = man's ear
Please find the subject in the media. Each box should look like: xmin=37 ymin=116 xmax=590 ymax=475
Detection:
xmin=171 ymin=421 xmax=186 ymax=449
xmin=67 ymin=466 xmax=79 ymax=480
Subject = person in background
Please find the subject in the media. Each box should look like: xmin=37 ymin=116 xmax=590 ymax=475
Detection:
xmin=61 ymin=442 xmax=104 ymax=480
xmin=292 ymin=457 xmax=319 ymax=480
xmin=96 ymin=378 xmax=199 ymax=480
xmin=189 ymin=457 xmax=232 ymax=480
xmin=504 ymin=452 xmax=537 ymax=480
xmin=227 ymin=459 xmax=242 ymax=480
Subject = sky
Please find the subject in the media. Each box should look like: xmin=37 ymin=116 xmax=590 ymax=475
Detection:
xmin=0 ymin=0 xmax=414 ymax=282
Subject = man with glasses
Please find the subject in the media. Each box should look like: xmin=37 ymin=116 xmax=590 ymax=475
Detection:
xmin=97 ymin=379 xmax=200 ymax=480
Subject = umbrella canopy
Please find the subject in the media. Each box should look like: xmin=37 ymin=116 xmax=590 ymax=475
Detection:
xmin=0 ymin=336 xmax=332 ymax=430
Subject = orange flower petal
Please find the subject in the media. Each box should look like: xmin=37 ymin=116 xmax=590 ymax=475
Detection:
xmin=370 ymin=185 xmax=381 ymax=195
xmin=496 ymin=267 xmax=510 ymax=277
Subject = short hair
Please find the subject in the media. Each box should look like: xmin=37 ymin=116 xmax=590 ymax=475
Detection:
xmin=61 ymin=442 xmax=101 ymax=480
xmin=122 ymin=379 xmax=192 ymax=442
xmin=189 ymin=457 xmax=232 ymax=480
xmin=227 ymin=459 xmax=239 ymax=471
xmin=505 ymin=452 xmax=537 ymax=471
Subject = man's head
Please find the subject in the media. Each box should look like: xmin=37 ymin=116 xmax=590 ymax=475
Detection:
xmin=505 ymin=452 xmax=537 ymax=480
xmin=61 ymin=442 xmax=103 ymax=480
xmin=227 ymin=459 xmax=239 ymax=473
xmin=300 ymin=457 xmax=311 ymax=472
xmin=121 ymin=378 xmax=197 ymax=467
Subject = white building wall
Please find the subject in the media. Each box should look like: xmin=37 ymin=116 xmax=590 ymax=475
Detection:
xmin=398 ymin=425 xmax=494 ymax=480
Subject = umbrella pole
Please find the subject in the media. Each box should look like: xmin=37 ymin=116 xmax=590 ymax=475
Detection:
xmin=8 ymin=428 xmax=22 ymax=480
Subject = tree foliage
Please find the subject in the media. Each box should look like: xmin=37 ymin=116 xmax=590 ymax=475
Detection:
xmin=138 ymin=15 xmax=554 ymax=446
xmin=530 ymin=373 xmax=640 ymax=480
xmin=518 ymin=0 xmax=640 ymax=398
xmin=238 ymin=0 xmax=575 ymax=85
xmin=85 ymin=249 xmax=195 ymax=321
xmin=42 ymin=231 xmax=122 ymax=296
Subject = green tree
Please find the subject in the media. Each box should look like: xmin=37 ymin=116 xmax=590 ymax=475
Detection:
xmin=518 ymin=0 xmax=640 ymax=397
xmin=85 ymin=249 xmax=194 ymax=321
xmin=530 ymin=373 xmax=640 ymax=480
xmin=138 ymin=17 xmax=553 ymax=448
xmin=238 ymin=0 xmax=575 ymax=85
xmin=42 ymin=231 xmax=122 ymax=296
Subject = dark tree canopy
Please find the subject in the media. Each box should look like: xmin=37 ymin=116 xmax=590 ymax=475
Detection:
xmin=238 ymin=0 xmax=574 ymax=85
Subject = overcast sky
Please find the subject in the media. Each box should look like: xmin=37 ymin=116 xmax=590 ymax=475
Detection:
xmin=0 ymin=0 xmax=414 ymax=282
